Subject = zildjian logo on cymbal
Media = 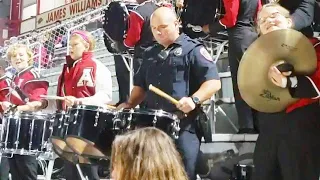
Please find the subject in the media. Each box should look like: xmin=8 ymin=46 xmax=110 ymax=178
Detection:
xmin=260 ymin=89 xmax=280 ymax=101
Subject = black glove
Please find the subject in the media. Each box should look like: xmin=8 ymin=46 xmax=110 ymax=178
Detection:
xmin=276 ymin=63 xmax=294 ymax=74
xmin=103 ymin=34 xmax=118 ymax=53
xmin=113 ymin=42 xmax=128 ymax=53
xmin=275 ymin=63 xmax=296 ymax=89
xmin=208 ymin=21 xmax=226 ymax=36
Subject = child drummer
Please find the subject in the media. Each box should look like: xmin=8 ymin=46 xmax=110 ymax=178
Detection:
xmin=1 ymin=43 xmax=49 ymax=180
xmin=45 ymin=30 xmax=112 ymax=180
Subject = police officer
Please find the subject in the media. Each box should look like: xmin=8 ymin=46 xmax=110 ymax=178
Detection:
xmin=202 ymin=0 xmax=262 ymax=134
xmin=118 ymin=7 xmax=221 ymax=180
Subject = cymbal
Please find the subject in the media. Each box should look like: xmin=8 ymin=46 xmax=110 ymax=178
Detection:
xmin=238 ymin=29 xmax=317 ymax=113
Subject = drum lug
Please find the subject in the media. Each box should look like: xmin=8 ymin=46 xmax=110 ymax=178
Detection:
xmin=94 ymin=111 xmax=100 ymax=127
xmin=152 ymin=115 xmax=157 ymax=125
xmin=172 ymin=118 xmax=181 ymax=139
xmin=73 ymin=110 xmax=79 ymax=124
xmin=153 ymin=110 xmax=161 ymax=125
xmin=29 ymin=142 xmax=32 ymax=150
xmin=128 ymin=109 xmax=134 ymax=122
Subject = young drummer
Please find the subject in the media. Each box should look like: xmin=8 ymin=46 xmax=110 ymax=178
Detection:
xmin=45 ymin=30 xmax=112 ymax=180
xmin=1 ymin=44 xmax=49 ymax=180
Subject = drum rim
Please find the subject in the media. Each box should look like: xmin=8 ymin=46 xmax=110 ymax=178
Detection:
xmin=121 ymin=108 xmax=178 ymax=120
xmin=4 ymin=111 xmax=52 ymax=119
xmin=69 ymin=104 xmax=115 ymax=112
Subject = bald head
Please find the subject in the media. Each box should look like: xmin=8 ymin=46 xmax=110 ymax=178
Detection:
xmin=150 ymin=7 xmax=180 ymax=47
xmin=151 ymin=7 xmax=177 ymax=24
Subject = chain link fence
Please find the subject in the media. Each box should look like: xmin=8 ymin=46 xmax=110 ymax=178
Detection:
xmin=0 ymin=3 xmax=109 ymax=75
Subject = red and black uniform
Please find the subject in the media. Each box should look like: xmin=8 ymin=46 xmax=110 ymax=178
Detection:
xmin=180 ymin=0 xmax=220 ymax=38
xmin=57 ymin=53 xmax=97 ymax=110
xmin=6 ymin=67 xmax=49 ymax=180
xmin=253 ymin=39 xmax=320 ymax=180
xmin=56 ymin=52 xmax=111 ymax=180
xmin=8 ymin=67 xmax=48 ymax=105
xmin=123 ymin=0 xmax=158 ymax=59
xmin=119 ymin=0 xmax=158 ymax=107
xmin=209 ymin=0 xmax=262 ymax=133
xmin=0 ymin=75 xmax=10 ymax=114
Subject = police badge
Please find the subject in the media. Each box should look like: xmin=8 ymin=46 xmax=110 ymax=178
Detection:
xmin=174 ymin=47 xmax=182 ymax=56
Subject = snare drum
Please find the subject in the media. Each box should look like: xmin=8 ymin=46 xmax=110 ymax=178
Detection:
xmin=119 ymin=109 xmax=181 ymax=139
xmin=50 ymin=111 xmax=76 ymax=162
xmin=1 ymin=111 xmax=52 ymax=155
xmin=65 ymin=105 xmax=119 ymax=159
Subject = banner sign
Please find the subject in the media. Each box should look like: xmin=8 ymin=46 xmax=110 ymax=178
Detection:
xmin=36 ymin=0 xmax=108 ymax=28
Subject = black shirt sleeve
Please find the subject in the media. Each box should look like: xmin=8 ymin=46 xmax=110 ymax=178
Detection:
xmin=190 ymin=46 xmax=220 ymax=85
xmin=286 ymin=0 xmax=315 ymax=30
xmin=133 ymin=45 xmax=162 ymax=91
xmin=133 ymin=60 xmax=148 ymax=91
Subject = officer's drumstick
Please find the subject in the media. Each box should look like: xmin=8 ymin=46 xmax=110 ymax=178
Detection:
xmin=149 ymin=84 xmax=179 ymax=105
xmin=106 ymin=104 xmax=116 ymax=109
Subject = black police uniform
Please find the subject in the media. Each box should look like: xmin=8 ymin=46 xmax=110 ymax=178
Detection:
xmin=134 ymin=33 xmax=220 ymax=180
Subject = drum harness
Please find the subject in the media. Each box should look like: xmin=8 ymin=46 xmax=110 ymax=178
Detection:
xmin=5 ymin=74 xmax=30 ymax=113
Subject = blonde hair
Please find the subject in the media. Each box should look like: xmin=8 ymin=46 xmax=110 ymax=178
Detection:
xmin=111 ymin=127 xmax=188 ymax=180
xmin=6 ymin=44 xmax=34 ymax=66
xmin=256 ymin=3 xmax=291 ymax=34
xmin=70 ymin=30 xmax=96 ymax=51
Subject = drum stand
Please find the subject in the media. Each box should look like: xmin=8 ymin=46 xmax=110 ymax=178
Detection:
xmin=202 ymin=35 xmax=239 ymax=133
xmin=76 ymin=164 xmax=89 ymax=180
xmin=45 ymin=159 xmax=55 ymax=180
xmin=204 ymin=95 xmax=238 ymax=134
xmin=120 ymin=53 xmax=134 ymax=93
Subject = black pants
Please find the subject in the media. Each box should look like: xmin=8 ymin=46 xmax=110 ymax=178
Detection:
xmin=114 ymin=55 xmax=130 ymax=104
xmin=8 ymin=155 xmax=38 ymax=180
xmin=176 ymin=130 xmax=200 ymax=180
xmin=253 ymin=102 xmax=320 ymax=180
xmin=0 ymin=157 xmax=10 ymax=180
xmin=228 ymin=27 xmax=258 ymax=130
xmin=63 ymin=160 xmax=100 ymax=180
xmin=114 ymin=55 xmax=142 ymax=104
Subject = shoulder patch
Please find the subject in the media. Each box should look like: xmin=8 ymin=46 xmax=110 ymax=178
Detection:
xmin=200 ymin=47 xmax=213 ymax=61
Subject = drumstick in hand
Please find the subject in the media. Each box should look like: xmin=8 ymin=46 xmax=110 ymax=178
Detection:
xmin=40 ymin=95 xmax=65 ymax=101
xmin=149 ymin=84 xmax=179 ymax=105
xmin=106 ymin=104 xmax=116 ymax=109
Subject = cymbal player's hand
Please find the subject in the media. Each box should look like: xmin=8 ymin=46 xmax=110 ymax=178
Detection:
xmin=64 ymin=96 xmax=79 ymax=107
xmin=177 ymin=97 xmax=196 ymax=114
xmin=268 ymin=65 xmax=292 ymax=88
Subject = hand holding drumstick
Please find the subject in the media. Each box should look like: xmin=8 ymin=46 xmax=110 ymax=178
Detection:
xmin=148 ymin=84 xmax=196 ymax=114
xmin=40 ymin=95 xmax=116 ymax=109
